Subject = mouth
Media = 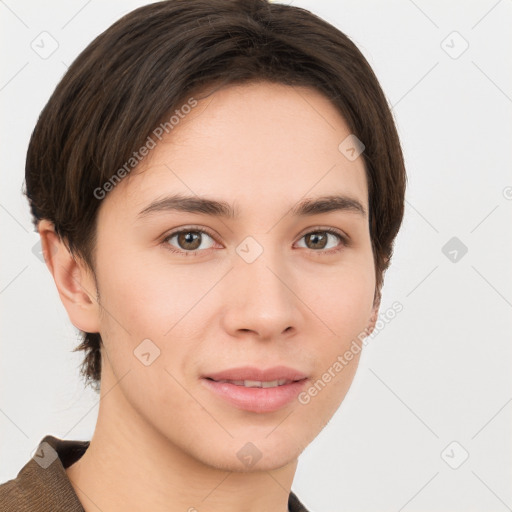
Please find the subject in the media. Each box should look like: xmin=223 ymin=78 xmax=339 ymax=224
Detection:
xmin=200 ymin=369 xmax=309 ymax=413
xmin=204 ymin=377 xmax=304 ymax=388
xmin=202 ymin=365 xmax=308 ymax=384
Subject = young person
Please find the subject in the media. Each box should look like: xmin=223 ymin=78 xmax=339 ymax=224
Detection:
xmin=0 ymin=0 xmax=406 ymax=510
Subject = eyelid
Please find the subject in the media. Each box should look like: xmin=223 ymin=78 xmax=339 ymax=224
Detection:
xmin=296 ymin=225 xmax=350 ymax=244
xmin=164 ymin=224 xmax=218 ymax=240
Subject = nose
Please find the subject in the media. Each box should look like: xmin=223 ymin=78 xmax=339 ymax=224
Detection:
xmin=220 ymin=242 xmax=303 ymax=341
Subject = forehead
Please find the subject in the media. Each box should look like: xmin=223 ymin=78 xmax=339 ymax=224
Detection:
xmin=101 ymin=81 xmax=368 ymax=220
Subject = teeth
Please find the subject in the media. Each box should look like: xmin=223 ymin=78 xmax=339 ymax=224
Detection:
xmin=215 ymin=379 xmax=291 ymax=387
xmin=245 ymin=379 xmax=270 ymax=388
xmin=262 ymin=380 xmax=280 ymax=388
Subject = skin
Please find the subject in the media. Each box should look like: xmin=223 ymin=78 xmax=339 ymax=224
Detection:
xmin=39 ymin=81 xmax=380 ymax=512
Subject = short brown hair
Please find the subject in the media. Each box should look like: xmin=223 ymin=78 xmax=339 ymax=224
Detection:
xmin=24 ymin=0 xmax=407 ymax=392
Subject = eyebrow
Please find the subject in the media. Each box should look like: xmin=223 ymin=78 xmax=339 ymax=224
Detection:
xmin=137 ymin=193 xmax=367 ymax=219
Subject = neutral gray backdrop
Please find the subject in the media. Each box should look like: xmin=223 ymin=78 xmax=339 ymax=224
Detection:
xmin=1 ymin=1 xmax=511 ymax=511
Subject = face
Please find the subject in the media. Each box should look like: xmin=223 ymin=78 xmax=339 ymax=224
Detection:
xmin=89 ymin=81 xmax=378 ymax=471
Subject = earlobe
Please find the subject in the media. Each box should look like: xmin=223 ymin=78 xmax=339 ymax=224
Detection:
xmin=38 ymin=219 xmax=101 ymax=334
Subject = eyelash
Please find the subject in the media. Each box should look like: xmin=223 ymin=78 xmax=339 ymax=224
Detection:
xmin=161 ymin=225 xmax=349 ymax=257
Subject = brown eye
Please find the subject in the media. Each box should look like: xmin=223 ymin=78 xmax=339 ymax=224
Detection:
xmin=296 ymin=229 xmax=346 ymax=252
xmin=304 ymin=232 xmax=328 ymax=250
xmin=164 ymin=229 xmax=216 ymax=254
xmin=177 ymin=231 xmax=201 ymax=250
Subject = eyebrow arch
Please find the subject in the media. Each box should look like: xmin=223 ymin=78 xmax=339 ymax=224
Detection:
xmin=137 ymin=193 xmax=367 ymax=219
xmin=291 ymin=195 xmax=366 ymax=218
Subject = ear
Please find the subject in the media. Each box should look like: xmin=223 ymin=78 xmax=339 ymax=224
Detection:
xmin=365 ymin=288 xmax=381 ymax=337
xmin=38 ymin=219 xmax=101 ymax=334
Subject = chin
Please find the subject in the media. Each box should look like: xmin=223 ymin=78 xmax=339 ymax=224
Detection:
xmin=190 ymin=435 xmax=304 ymax=473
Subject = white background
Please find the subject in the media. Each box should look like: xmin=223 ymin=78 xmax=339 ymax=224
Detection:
xmin=1 ymin=1 xmax=511 ymax=511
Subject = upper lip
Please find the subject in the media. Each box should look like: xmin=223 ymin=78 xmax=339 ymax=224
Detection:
xmin=203 ymin=365 xmax=308 ymax=382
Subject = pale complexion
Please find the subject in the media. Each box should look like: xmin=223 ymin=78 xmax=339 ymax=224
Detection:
xmin=39 ymin=81 xmax=379 ymax=512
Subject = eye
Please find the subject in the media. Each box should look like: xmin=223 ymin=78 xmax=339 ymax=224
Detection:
xmin=162 ymin=227 xmax=217 ymax=256
xmin=295 ymin=228 xmax=348 ymax=253
xmin=161 ymin=226 xmax=348 ymax=257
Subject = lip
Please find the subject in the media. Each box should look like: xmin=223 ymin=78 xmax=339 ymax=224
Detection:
xmin=201 ymin=365 xmax=308 ymax=413
xmin=203 ymin=365 xmax=307 ymax=382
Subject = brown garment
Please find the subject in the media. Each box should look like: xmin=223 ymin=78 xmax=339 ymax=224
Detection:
xmin=0 ymin=435 xmax=311 ymax=511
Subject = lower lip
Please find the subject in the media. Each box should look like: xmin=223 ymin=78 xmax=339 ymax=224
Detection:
xmin=201 ymin=378 xmax=308 ymax=413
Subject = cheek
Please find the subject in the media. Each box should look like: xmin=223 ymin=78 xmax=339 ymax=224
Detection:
xmin=96 ymin=248 xmax=185 ymax=330
xmin=298 ymin=269 xmax=372 ymax=421
xmin=308 ymin=264 xmax=375 ymax=337
xmin=302 ymin=258 xmax=375 ymax=412
xmin=94 ymin=249 xmax=221 ymax=376
xmin=94 ymin=255 xmax=195 ymax=403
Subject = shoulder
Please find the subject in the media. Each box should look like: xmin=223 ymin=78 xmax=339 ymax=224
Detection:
xmin=0 ymin=435 xmax=88 ymax=512
xmin=0 ymin=458 xmax=47 ymax=511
